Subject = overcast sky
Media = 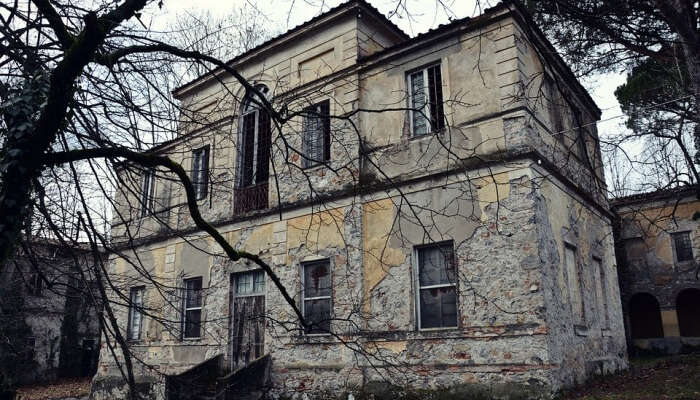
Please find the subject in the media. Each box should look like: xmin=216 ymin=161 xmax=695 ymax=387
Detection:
xmin=154 ymin=0 xmax=627 ymax=137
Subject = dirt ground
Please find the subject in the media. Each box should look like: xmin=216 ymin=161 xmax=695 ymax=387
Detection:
xmin=559 ymin=353 xmax=700 ymax=400
xmin=14 ymin=378 xmax=90 ymax=400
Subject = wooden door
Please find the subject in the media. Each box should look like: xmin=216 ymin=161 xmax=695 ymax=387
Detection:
xmin=229 ymin=271 xmax=265 ymax=371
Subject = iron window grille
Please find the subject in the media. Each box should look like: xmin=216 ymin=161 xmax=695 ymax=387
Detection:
xmin=415 ymin=242 xmax=458 ymax=329
xmin=407 ymin=63 xmax=445 ymax=136
xmin=672 ymin=231 xmax=694 ymax=262
xmin=302 ymin=100 xmax=331 ymax=168
xmin=301 ymin=260 xmax=332 ymax=334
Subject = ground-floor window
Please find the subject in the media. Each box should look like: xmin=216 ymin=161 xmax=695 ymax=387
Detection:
xmin=183 ymin=277 xmax=202 ymax=339
xmin=415 ymin=242 xmax=458 ymax=329
xmin=301 ymin=260 xmax=332 ymax=334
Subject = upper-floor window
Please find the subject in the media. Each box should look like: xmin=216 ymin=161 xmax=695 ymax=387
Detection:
xmin=127 ymin=286 xmax=145 ymax=341
xmin=183 ymin=277 xmax=203 ymax=339
xmin=415 ymin=242 xmax=457 ymax=329
xmin=191 ymin=146 xmax=209 ymax=200
xmin=302 ymin=100 xmax=331 ymax=168
xmin=407 ymin=63 xmax=445 ymax=136
xmin=544 ymin=74 xmax=564 ymax=136
xmin=672 ymin=231 xmax=694 ymax=262
xmin=238 ymin=85 xmax=271 ymax=188
xmin=301 ymin=260 xmax=331 ymax=334
xmin=140 ymin=169 xmax=155 ymax=217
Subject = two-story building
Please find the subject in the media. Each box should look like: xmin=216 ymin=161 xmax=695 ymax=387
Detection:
xmin=93 ymin=1 xmax=627 ymax=398
xmin=613 ymin=186 xmax=699 ymax=355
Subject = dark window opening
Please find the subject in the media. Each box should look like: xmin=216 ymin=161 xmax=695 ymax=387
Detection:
xmin=677 ymin=288 xmax=700 ymax=337
xmin=408 ymin=64 xmax=445 ymax=136
xmin=183 ymin=277 xmax=203 ymax=339
xmin=235 ymin=87 xmax=271 ymax=213
xmin=629 ymin=293 xmax=664 ymax=339
xmin=672 ymin=232 xmax=694 ymax=262
xmin=302 ymin=260 xmax=331 ymax=334
xmin=191 ymin=146 xmax=209 ymax=200
xmin=302 ymin=100 xmax=331 ymax=168
xmin=416 ymin=242 xmax=457 ymax=329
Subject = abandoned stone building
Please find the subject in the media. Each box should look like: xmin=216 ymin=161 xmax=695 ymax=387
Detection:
xmin=0 ymin=239 xmax=102 ymax=389
xmin=94 ymin=0 xmax=628 ymax=398
xmin=612 ymin=186 xmax=699 ymax=355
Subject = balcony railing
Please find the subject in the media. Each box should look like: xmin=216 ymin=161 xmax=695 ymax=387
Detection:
xmin=233 ymin=182 xmax=268 ymax=214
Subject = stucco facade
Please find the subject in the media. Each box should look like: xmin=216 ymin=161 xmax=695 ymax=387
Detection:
xmin=613 ymin=186 xmax=700 ymax=355
xmin=93 ymin=1 xmax=627 ymax=399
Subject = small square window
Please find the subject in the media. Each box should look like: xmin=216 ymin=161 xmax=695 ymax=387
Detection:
xmin=416 ymin=242 xmax=457 ymax=329
xmin=183 ymin=278 xmax=203 ymax=338
xmin=302 ymin=260 xmax=332 ymax=334
xmin=127 ymin=287 xmax=145 ymax=341
xmin=191 ymin=147 xmax=210 ymax=200
xmin=407 ymin=64 xmax=445 ymax=136
xmin=302 ymin=100 xmax=331 ymax=168
xmin=672 ymin=232 xmax=694 ymax=262
xmin=234 ymin=270 xmax=265 ymax=296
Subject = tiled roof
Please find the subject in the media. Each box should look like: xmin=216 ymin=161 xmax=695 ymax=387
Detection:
xmin=611 ymin=185 xmax=699 ymax=207
xmin=172 ymin=0 xmax=408 ymax=96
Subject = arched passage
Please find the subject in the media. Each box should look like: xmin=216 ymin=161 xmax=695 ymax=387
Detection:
xmin=677 ymin=288 xmax=700 ymax=337
xmin=629 ymin=293 xmax=664 ymax=339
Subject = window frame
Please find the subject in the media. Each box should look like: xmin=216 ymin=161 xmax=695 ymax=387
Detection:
xmin=301 ymin=259 xmax=332 ymax=335
xmin=232 ymin=270 xmax=265 ymax=298
xmin=191 ymin=146 xmax=210 ymax=201
xmin=182 ymin=277 xmax=203 ymax=339
xmin=127 ymin=286 xmax=145 ymax=341
xmin=593 ymin=256 xmax=609 ymax=330
xmin=671 ymin=231 xmax=694 ymax=263
xmin=564 ymin=244 xmax=585 ymax=326
xmin=413 ymin=241 xmax=459 ymax=331
xmin=301 ymin=100 xmax=331 ymax=169
xmin=140 ymin=168 xmax=156 ymax=218
xmin=238 ymin=85 xmax=271 ymax=188
xmin=407 ymin=63 xmax=445 ymax=137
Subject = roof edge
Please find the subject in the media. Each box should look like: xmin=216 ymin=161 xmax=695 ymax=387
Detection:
xmin=172 ymin=0 xmax=408 ymax=99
